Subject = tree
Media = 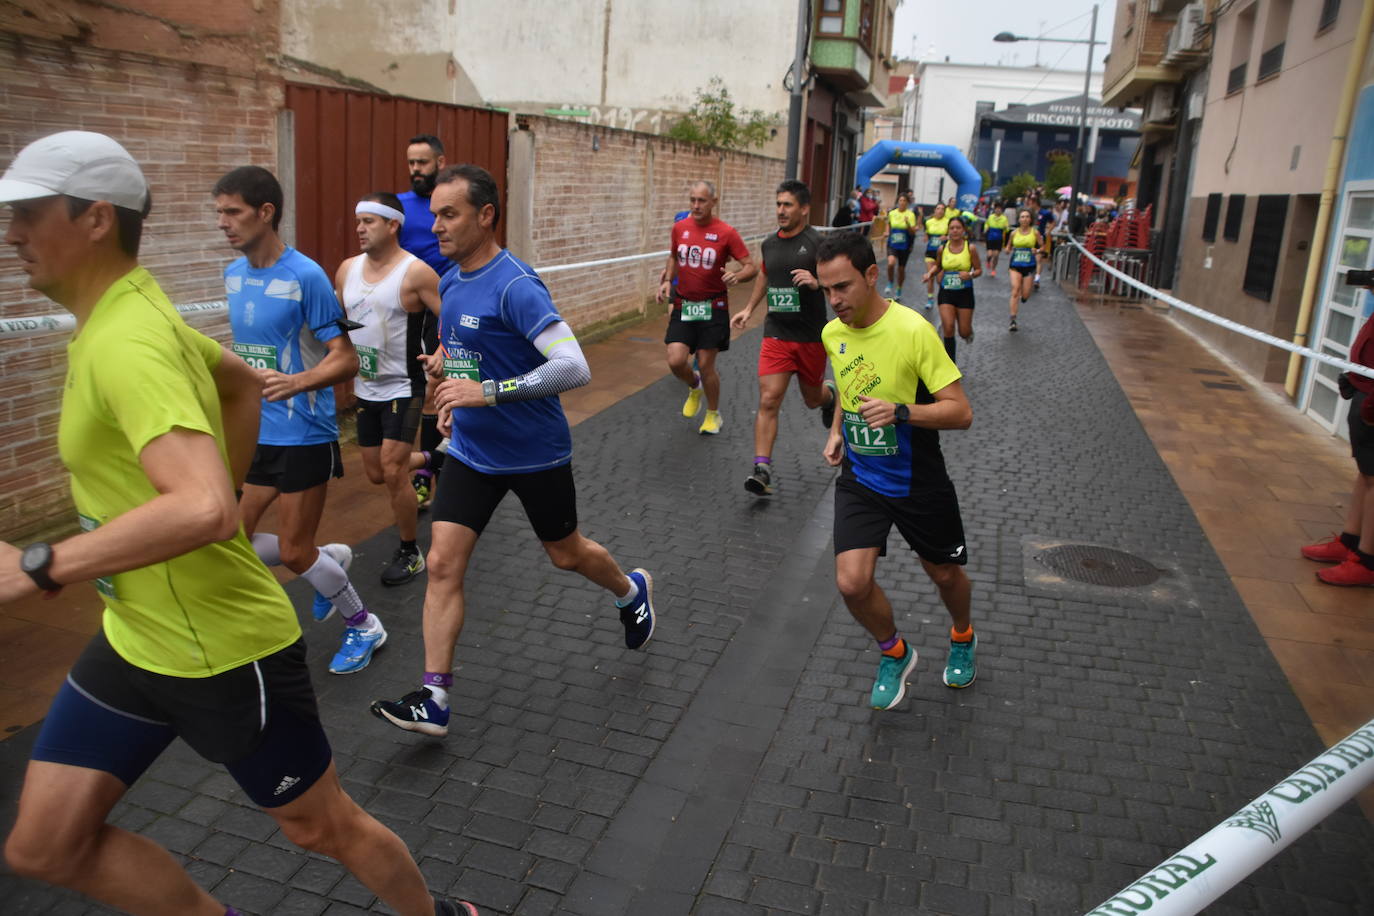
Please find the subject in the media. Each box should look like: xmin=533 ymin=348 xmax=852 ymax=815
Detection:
xmin=666 ymin=78 xmax=781 ymax=151
xmin=998 ymin=171 xmax=1037 ymax=203
xmin=978 ymin=168 xmax=993 ymax=192
xmin=1045 ymin=155 xmax=1074 ymax=195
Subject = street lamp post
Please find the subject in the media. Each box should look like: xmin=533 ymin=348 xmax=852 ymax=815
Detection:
xmin=994 ymin=4 xmax=1101 ymax=217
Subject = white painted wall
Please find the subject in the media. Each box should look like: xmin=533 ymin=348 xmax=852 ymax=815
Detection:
xmin=899 ymin=61 xmax=1103 ymax=203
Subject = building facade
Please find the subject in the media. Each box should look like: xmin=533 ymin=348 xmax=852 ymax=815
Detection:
xmin=972 ymin=96 xmax=1141 ymax=197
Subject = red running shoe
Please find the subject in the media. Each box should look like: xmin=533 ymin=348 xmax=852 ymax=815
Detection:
xmin=1316 ymin=555 xmax=1374 ymax=587
xmin=1301 ymin=534 xmax=1355 ymax=563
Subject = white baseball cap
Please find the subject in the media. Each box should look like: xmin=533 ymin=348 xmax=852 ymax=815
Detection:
xmin=0 ymin=131 xmax=149 ymax=213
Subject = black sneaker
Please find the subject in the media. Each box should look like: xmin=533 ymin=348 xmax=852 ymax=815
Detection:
xmin=380 ymin=546 xmax=425 ymax=586
xmin=744 ymin=463 xmax=774 ymax=497
xmin=1009 ymin=317 xmax=1018 ymax=332
xmin=820 ymin=380 xmax=837 ymax=430
xmin=370 ymin=688 xmax=449 ymax=737
xmin=435 ymin=897 xmax=479 ymax=916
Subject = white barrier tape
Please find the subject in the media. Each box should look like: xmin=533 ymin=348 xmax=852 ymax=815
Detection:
xmin=1068 ymin=236 xmax=1374 ymax=381
xmin=1084 ymin=717 xmax=1374 ymax=916
xmin=0 ymin=222 xmax=878 ymax=339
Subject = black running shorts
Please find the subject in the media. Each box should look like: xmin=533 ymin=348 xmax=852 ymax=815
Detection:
xmin=356 ymin=396 xmax=424 ymax=447
xmin=246 ymin=442 xmax=343 ymax=493
xmin=1350 ymin=391 xmax=1374 ymax=476
xmin=430 ymin=456 xmax=579 ymax=542
xmin=833 ymin=475 xmax=969 ymax=566
xmin=937 ymin=286 xmax=976 ymax=310
xmin=31 ymin=630 xmax=331 ymax=808
xmin=664 ymin=301 xmax=731 ymax=354
xmin=887 ymin=247 xmax=912 ymax=267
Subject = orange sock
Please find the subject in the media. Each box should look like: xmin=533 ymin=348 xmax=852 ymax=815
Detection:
xmin=881 ymin=637 xmax=907 ymax=658
xmin=951 ymin=625 xmax=974 ymax=643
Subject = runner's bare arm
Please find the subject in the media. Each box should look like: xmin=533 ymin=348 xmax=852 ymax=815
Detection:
xmin=823 ymin=390 xmax=846 ymax=467
xmin=212 ymin=346 xmax=264 ymax=489
xmin=656 ymin=252 xmax=678 ymax=303
xmin=857 ymin=380 xmax=972 ymax=431
xmin=732 ymin=259 xmax=768 ymax=330
xmin=722 ymin=252 xmax=758 ymax=286
xmin=260 ymin=334 xmax=359 ymax=402
xmin=0 ymin=429 xmax=242 ymax=603
xmin=403 ymin=259 xmax=442 ymax=315
xmin=333 ymin=257 xmax=352 ymax=308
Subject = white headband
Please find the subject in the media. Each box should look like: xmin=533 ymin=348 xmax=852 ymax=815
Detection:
xmin=356 ymin=201 xmax=405 ymax=225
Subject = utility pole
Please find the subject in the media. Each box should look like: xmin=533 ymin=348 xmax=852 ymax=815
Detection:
xmin=784 ymin=0 xmax=811 ymax=180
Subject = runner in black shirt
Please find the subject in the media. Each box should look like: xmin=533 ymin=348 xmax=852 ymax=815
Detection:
xmin=731 ymin=180 xmax=837 ymax=496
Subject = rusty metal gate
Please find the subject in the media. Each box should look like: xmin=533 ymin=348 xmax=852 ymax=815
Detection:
xmin=285 ymin=84 xmax=508 ymax=273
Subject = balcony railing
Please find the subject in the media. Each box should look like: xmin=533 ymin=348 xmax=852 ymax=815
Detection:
xmin=1226 ymin=62 xmax=1247 ymax=95
xmin=1257 ymin=42 xmax=1285 ymax=81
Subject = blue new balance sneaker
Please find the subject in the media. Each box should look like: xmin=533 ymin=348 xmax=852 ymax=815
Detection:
xmin=311 ymin=543 xmax=353 ymax=622
xmin=619 ymin=568 xmax=655 ymax=650
xmin=328 ymin=622 xmax=385 ymax=675
xmin=371 ymin=687 xmax=450 ymax=737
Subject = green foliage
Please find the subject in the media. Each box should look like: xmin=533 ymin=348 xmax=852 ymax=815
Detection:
xmin=998 ymin=172 xmax=1038 ymax=203
xmin=666 ymin=78 xmax=781 ymax=151
xmin=1045 ymin=156 xmax=1074 ymax=194
xmin=978 ymin=168 xmax=993 ymax=191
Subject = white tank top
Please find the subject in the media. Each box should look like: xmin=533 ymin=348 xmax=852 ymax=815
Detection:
xmin=343 ymin=253 xmax=417 ymax=401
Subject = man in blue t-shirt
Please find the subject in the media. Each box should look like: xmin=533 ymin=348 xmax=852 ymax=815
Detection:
xmin=370 ymin=164 xmax=659 ymax=738
xmin=215 ymin=166 xmax=387 ymax=676
xmin=398 ymin=134 xmax=451 ymax=509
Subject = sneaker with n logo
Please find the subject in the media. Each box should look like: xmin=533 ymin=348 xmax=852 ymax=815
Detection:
xmin=370 ymin=687 xmax=449 ymax=737
xmin=618 ymin=568 xmax=656 ymax=650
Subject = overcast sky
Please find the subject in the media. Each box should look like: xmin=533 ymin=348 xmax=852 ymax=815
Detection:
xmin=892 ymin=0 xmax=1116 ymax=75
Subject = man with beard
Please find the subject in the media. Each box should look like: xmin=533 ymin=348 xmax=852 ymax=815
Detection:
xmin=399 ymin=135 xmax=451 ymax=508
xmin=729 ymin=179 xmax=836 ymax=497
xmin=336 ymin=192 xmax=442 ymax=586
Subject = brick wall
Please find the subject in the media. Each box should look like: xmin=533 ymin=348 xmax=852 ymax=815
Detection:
xmin=512 ymin=117 xmax=786 ymax=333
xmin=0 ymin=32 xmax=281 ymax=542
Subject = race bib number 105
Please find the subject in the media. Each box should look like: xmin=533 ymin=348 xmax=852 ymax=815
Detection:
xmin=680 ymin=300 xmax=713 ymax=322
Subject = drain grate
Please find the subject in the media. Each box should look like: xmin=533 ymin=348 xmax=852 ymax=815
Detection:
xmin=1033 ymin=544 xmax=1161 ymax=588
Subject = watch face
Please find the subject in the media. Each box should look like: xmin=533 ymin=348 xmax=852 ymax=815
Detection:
xmin=21 ymin=542 xmax=49 ymax=572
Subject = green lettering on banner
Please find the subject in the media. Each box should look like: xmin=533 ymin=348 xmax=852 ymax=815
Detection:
xmin=78 ymin=514 xmax=117 ymax=599
xmin=231 ymin=342 xmax=278 ymax=371
xmin=1085 ymin=854 xmax=1217 ymax=916
xmin=766 ymin=287 xmax=800 ymax=313
xmin=356 ymin=344 xmax=379 ymax=380
xmin=443 ymin=357 xmax=479 ymax=381
xmin=680 ymin=300 xmax=713 ymax=322
xmin=1325 ymin=729 xmax=1374 ymax=768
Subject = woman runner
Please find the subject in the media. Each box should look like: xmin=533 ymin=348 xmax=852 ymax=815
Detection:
xmin=1006 ymin=209 xmax=1044 ymax=333
xmin=922 ymin=203 xmax=951 ymax=311
xmin=983 ymin=204 xmax=1009 ymax=277
xmin=884 ymin=195 xmax=919 ymax=298
xmin=924 ymin=215 xmax=981 ymax=361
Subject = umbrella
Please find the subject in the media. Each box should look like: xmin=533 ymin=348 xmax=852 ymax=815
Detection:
xmin=1056 ymin=185 xmax=1072 ymax=197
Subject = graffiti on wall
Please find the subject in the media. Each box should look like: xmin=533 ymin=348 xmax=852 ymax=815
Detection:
xmin=547 ymin=104 xmax=670 ymax=134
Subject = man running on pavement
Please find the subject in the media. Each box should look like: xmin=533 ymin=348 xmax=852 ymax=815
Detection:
xmin=215 ymin=166 xmax=387 ymax=676
xmin=371 ymin=164 xmax=657 ymax=737
xmin=656 ymin=180 xmax=757 ymax=435
xmin=730 ymin=179 xmax=837 ymax=497
xmin=816 ymin=231 xmax=979 ymax=710
xmin=336 ymin=191 xmax=442 ymax=585
xmin=0 ymin=130 xmax=477 ymax=916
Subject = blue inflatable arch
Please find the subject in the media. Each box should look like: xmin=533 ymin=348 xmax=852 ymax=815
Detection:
xmin=855 ymin=141 xmax=982 ymax=212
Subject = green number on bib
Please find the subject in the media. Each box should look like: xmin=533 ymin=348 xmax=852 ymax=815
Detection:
xmin=681 ymin=300 xmax=713 ymax=322
xmin=232 ymin=342 xmax=278 ymax=371
xmin=78 ymin=514 xmax=117 ymax=598
xmin=942 ymin=270 xmax=966 ymax=291
xmin=766 ymin=287 xmax=800 ymax=313
xmin=842 ymin=410 xmax=899 ymax=457
xmin=356 ymin=345 xmax=379 ymax=380
xmin=443 ymin=357 xmax=479 ymax=380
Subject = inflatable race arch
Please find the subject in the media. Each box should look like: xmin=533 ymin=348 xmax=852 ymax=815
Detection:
xmin=855 ymin=141 xmax=982 ymax=211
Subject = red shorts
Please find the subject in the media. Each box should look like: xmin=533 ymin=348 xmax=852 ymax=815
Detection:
xmin=758 ymin=337 xmax=827 ymax=387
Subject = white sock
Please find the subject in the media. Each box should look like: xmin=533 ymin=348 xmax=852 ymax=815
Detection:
xmin=615 ymin=578 xmax=639 ymax=608
xmin=251 ymin=533 xmax=281 ymax=566
xmin=427 ymin=685 xmax=450 ymax=709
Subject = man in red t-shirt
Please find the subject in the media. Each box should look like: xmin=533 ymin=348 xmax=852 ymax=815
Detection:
xmin=656 ymin=180 xmax=757 ymax=435
xmin=1303 ymin=281 xmax=1374 ymax=586
xmin=858 ymin=189 xmax=879 ymax=225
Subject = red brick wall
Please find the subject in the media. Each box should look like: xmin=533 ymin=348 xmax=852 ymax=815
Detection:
xmin=519 ymin=117 xmax=786 ymax=332
xmin=0 ymin=32 xmax=281 ymax=541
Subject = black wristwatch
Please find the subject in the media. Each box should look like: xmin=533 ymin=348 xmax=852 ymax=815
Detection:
xmin=893 ymin=404 xmax=910 ymax=424
xmin=20 ymin=542 xmax=62 ymax=592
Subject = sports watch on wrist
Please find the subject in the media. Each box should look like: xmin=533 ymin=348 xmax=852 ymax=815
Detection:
xmin=20 ymin=542 xmax=62 ymax=592
xmin=893 ymin=404 xmax=910 ymax=424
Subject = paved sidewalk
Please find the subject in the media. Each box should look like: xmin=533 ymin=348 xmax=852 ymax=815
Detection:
xmin=2 ymin=272 xmax=1371 ymax=915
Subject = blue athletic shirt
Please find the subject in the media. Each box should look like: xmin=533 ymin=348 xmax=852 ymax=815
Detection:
xmin=440 ymin=250 xmax=571 ymax=474
xmin=224 ymin=247 xmax=343 ymax=446
xmin=398 ymin=191 xmax=454 ymax=277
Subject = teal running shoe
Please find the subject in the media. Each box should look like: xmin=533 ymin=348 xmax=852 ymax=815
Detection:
xmin=870 ymin=643 xmax=918 ymax=710
xmin=943 ymin=635 xmax=977 ymax=688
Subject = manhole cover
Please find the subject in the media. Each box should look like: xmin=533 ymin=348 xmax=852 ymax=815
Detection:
xmin=1033 ymin=544 xmax=1161 ymax=588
